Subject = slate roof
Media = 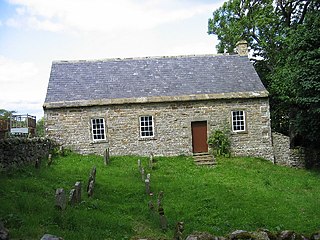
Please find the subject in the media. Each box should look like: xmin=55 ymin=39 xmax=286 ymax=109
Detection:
xmin=44 ymin=54 xmax=267 ymax=106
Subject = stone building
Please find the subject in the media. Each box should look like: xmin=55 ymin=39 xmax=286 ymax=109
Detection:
xmin=43 ymin=44 xmax=274 ymax=161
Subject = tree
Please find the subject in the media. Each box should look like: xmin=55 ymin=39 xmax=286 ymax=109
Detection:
xmin=208 ymin=0 xmax=320 ymax=147
xmin=208 ymin=0 xmax=317 ymax=82
xmin=271 ymin=9 xmax=320 ymax=147
xmin=36 ymin=117 xmax=45 ymax=137
xmin=208 ymin=0 xmax=315 ymax=56
xmin=0 ymin=109 xmax=15 ymax=120
xmin=0 ymin=109 xmax=15 ymax=138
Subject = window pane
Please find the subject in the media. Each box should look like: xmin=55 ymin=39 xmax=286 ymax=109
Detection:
xmin=92 ymin=118 xmax=106 ymax=140
xmin=140 ymin=115 xmax=154 ymax=138
xmin=232 ymin=111 xmax=245 ymax=132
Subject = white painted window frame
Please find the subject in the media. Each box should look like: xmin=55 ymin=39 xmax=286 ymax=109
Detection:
xmin=139 ymin=115 xmax=154 ymax=138
xmin=231 ymin=110 xmax=246 ymax=132
xmin=91 ymin=118 xmax=106 ymax=141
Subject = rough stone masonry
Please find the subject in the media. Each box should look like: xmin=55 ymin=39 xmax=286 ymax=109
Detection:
xmin=44 ymin=97 xmax=274 ymax=161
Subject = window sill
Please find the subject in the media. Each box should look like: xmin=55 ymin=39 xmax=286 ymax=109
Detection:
xmin=90 ymin=140 xmax=108 ymax=144
xmin=139 ymin=137 xmax=157 ymax=141
xmin=231 ymin=131 xmax=248 ymax=135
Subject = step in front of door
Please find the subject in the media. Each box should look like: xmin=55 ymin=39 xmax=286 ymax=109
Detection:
xmin=193 ymin=153 xmax=216 ymax=166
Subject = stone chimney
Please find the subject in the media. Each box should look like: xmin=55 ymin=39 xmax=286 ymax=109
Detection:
xmin=236 ymin=40 xmax=248 ymax=56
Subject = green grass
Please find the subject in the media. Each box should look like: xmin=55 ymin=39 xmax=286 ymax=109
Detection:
xmin=1 ymin=153 xmax=320 ymax=239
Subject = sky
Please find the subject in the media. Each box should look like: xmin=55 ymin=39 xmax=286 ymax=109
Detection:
xmin=0 ymin=0 xmax=223 ymax=120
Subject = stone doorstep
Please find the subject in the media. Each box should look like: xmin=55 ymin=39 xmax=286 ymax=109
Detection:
xmin=193 ymin=153 xmax=216 ymax=166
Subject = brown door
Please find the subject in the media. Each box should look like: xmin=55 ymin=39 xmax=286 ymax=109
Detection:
xmin=191 ymin=121 xmax=208 ymax=153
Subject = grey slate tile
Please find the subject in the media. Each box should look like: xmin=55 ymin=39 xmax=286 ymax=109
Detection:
xmin=44 ymin=55 xmax=266 ymax=103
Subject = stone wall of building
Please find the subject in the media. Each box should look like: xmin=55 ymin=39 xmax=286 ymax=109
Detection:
xmin=0 ymin=138 xmax=56 ymax=170
xmin=44 ymin=97 xmax=274 ymax=161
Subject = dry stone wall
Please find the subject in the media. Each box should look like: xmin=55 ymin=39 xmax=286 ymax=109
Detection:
xmin=0 ymin=138 xmax=56 ymax=171
xmin=272 ymin=132 xmax=305 ymax=168
xmin=45 ymin=97 xmax=274 ymax=161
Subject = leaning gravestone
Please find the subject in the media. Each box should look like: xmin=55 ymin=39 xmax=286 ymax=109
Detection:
xmin=86 ymin=175 xmax=94 ymax=192
xmin=86 ymin=166 xmax=96 ymax=192
xmin=87 ymin=180 xmax=94 ymax=197
xmin=91 ymin=166 xmax=97 ymax=182
xmin=55 ymin=188 xmax=66 ymax=210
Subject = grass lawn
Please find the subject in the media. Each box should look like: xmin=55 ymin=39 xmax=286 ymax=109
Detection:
xmin=1 ymin=153 xmax=320 ymax=239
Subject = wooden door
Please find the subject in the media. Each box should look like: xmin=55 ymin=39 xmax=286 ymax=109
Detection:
xmin=191 ymin=121 xmax=208 ymax=153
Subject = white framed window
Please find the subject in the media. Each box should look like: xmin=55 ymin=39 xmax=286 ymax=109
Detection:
xmin=232 ymin=110 xmax=246 ymax=132
xmin=139 ymin=116 xmax=154 ymax=138
xmin=91 ymin=118 xmax=106 ymax=141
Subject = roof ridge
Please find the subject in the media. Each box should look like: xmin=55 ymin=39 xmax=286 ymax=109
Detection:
xmin=52 ymin=53 xmax=239 ymax=64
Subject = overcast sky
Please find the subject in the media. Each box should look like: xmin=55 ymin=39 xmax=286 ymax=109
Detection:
xmin=0 ymin=0 xmax=223 ymax=120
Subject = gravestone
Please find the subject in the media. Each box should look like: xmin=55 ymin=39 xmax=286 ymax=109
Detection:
xmin=157 ymin=191 xmax=164 ymax=209
xmin=86 ymin=166 xmax=96 ymax=193
xmin=158 ymin=206 xmax=164 ymax=216
xmin=59 ymin=146 xmax=64 ymax=156
xmin=40 ymin=234 xmax=63 ymax=240
xmin=87 ymin=175 xmax=94 ymax=192
xmin=141 ymin=168 xmax=145 ymax=182
xmin=91 ymin=166 xmax=97 ymax=183
xmin=104 ymin=148 xmax=110 ymax=165
xmin=55 ymin=188 xmax=66 ymax=210
xmin=88 ymin=180 xmax=94 ymax=197
xmin=158 ymin=206 xmax=167 ymax=231
xmin=147 ymin=173 xmax=151 ymax=182
xmin=149 ymin=153 xmax=154 ymax=169
xmin=138 ymin=159 xmax=141 ymax=172
xmin=159 ymin=215 xmax=168 ymax=231
xmin=0 ymin=221 xmax=9 ymax=240
xmin=47 ymin=154 xmax=53 ymax=166
xmin=69 ymin=189 xmax=76 ymax=206
xmin=310 ymin=232 xmax=320 ymax=240
xmin=174 ymin=222 xmax=184 ymax=240
xmin=35 ymin=159 xmax=40 ymax=169
xmin=145 ymin=179 xmax=150 ymax=195
xmin=148 ymin=201 xmax=154 ymax=210
xmin=74 ymin=181 xmax=81 ymax=203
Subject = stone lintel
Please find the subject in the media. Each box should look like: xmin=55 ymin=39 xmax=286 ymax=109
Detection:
xmin=43 ymin=91 xmax=269 ymax=109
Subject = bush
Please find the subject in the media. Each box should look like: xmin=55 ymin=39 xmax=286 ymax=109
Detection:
xmin=208 ymin=129 xmax=231 ymax=157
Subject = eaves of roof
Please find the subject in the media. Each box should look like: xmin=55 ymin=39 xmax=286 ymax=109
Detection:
xmin=43 ymin=90 xmax=269 ymax=109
